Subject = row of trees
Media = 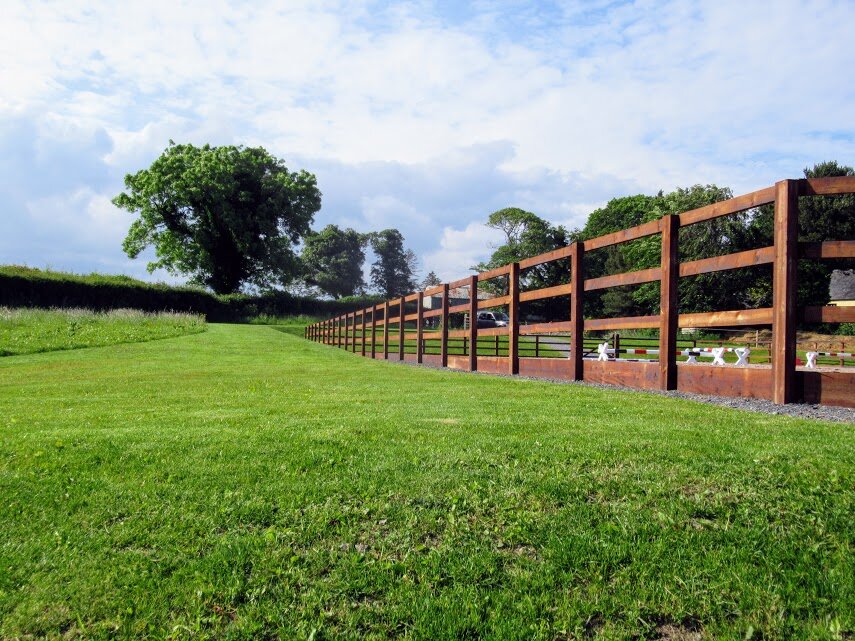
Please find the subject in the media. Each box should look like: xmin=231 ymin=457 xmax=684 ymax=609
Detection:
xmin=114 ymin=144 xmax=851 ymax=313
xmin=473 ymin=161 xmax=854 ymax=319
xmin=301 ymin=226 xmax=420 ymax=299
xmin=114 ymin=142 xmax=422 ymax=298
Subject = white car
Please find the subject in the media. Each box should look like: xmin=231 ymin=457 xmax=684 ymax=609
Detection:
xmin=476 ymin=311 xmax=509 ymax=328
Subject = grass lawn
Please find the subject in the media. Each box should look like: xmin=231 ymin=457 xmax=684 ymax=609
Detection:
xmin=0 ymin=323 xmax=852 ymax=640
xmin=0 ymin=308 xmax=206 ymax=356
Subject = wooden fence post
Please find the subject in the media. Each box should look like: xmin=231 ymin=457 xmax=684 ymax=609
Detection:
xmin=772 ymin=179 xmax=798 ymax=404
xmin=352 ymin=312 xmax=358 ymax=352
xmin=344 ymin=313 xmax=350 ymax=351
xmin=398 ymin=297 xmax=405 ymax=360
xmin=441 ymin=283 xmax=449 ymax=367
xmin=659 ymin=214 xmax=679 ymax=390
xmin=383 ymin=301 xmax=390 ymax=359
xmin=370 ymin=305 xmax=377 ymax=359
xmin=509 ymin=262 xmax=520 ymax=375
xmin=416 ymin=293 xmax=424 ymax=364
xmin=338 ymin=316 xmax=344 ymax=348
xmin=361 ymin=309 xmax=367 ymax=357
xmin=468 ymin=275 xmax=478 ymax=371
xmin=570 ymin=243 xmax=584 ymax=380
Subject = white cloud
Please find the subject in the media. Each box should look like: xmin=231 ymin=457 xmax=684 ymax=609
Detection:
xmin=25 ymin=187 xmax=131 ymax=254
xmin=423 ymin=223 xmax=505 ymax=281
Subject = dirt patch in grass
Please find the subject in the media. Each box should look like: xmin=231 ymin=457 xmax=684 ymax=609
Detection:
xmin=647 ymin=616 xmax=704 ymax=641
xmin=737 ymin=329 xmax=854 ymax=352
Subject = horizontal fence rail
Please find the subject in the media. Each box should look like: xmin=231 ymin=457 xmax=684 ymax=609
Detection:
xmin=307 ymin=177 xmax=855 ymax=408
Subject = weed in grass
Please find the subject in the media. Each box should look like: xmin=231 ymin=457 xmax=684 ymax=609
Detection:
xmin=0 ymin=307 xmax=206 ymax=356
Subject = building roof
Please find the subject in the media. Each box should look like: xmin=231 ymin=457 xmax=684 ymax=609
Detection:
xmin=830 ymin=269 xmax=855 ymax=302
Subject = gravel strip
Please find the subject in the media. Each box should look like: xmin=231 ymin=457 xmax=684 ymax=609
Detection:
xmin=390 ymin=358 xmax=855 ymax=424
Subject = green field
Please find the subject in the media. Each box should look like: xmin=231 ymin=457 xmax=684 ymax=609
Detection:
xmin=1 ymin=323 xmax=853 ymax=640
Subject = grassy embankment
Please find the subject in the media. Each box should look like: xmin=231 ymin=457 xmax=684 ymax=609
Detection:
xmin=0 ymin=307 xmax=206 ymax=356
xmin=0 ymin=323 xmax=852 ymax=640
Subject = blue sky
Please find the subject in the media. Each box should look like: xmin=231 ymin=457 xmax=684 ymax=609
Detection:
xmin=1 ymin=0 xmax=853 ymax=285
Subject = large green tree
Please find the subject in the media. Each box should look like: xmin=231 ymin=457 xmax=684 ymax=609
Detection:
xmin=580 ymin=186 xmax=762 ymax=317
xmin=579 ymin=195 xmax=659 ymax=318
xmin=421 ymin=271 xmax=442 ymax=289
xmin=114 ymin=142 xmax=321 ymax=294
xmin=748 ymin=160 xmax=855 ymax=307
xmin=473 ymin=207 xmax=572 ymax=319
xmin=301 ymin=225 xmax=367 ymax=298
xmin=369 ymin=229 xmax=418 ymax=297
xmin=473 ymin=208 xmax=571 ymax=279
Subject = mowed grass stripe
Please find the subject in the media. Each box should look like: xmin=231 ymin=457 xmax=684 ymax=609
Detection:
xmin=0 ymin=324 xmax=852 ymax=640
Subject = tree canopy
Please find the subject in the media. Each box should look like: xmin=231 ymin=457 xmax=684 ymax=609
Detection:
xmin=421 ymin=271 xmax=442 ymax=290
xmin=114 ymin=142 xmax=321 ymax=294
xmin=369 ymin=229 xmax=418 ymax=298
xmin=472 ymin=208 xmax=572 ymax=317
xmin=301 ymin=225 xmax=367 ymax=299
xmin=748 ymin=161 xmax=855 ymax=306
xmin=473 ymin=208 xmax=571 ymax=276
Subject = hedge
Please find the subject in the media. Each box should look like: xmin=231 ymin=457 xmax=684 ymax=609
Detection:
xmin=0 ymin=267 xmax=382 ymax=322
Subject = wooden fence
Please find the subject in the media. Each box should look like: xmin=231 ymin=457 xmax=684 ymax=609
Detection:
xmin=307 ymin=177 xmax=855 ymax=408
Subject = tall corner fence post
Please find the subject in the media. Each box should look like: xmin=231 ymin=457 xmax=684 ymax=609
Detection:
xmin=772 ymin=179 xmax=799 ymax=404
xmin=361 ymin=309 xmax=367 ymax=357
xmin=383 ymin=300 xmax=390 ymax=359
xmin=441 ymin=283 xmax=449 ymax=367
xmin=570 ymin=242 xmax=584 ymax=380
xmin=398 ymin=296 xmax=405 ymax=361
xmin=659 ymin=214 xmax=679 ymax=390
xmin=509 ymin=262 xmax=520 ymax=375
xmin=416 ymin=292 xmax=424 ymax=363
xmin=468 ymin=274 xmax=478 ymax=372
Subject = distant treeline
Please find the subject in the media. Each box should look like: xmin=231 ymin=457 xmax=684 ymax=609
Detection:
xmin=0 ymin=266 xmax=382 ymax=321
